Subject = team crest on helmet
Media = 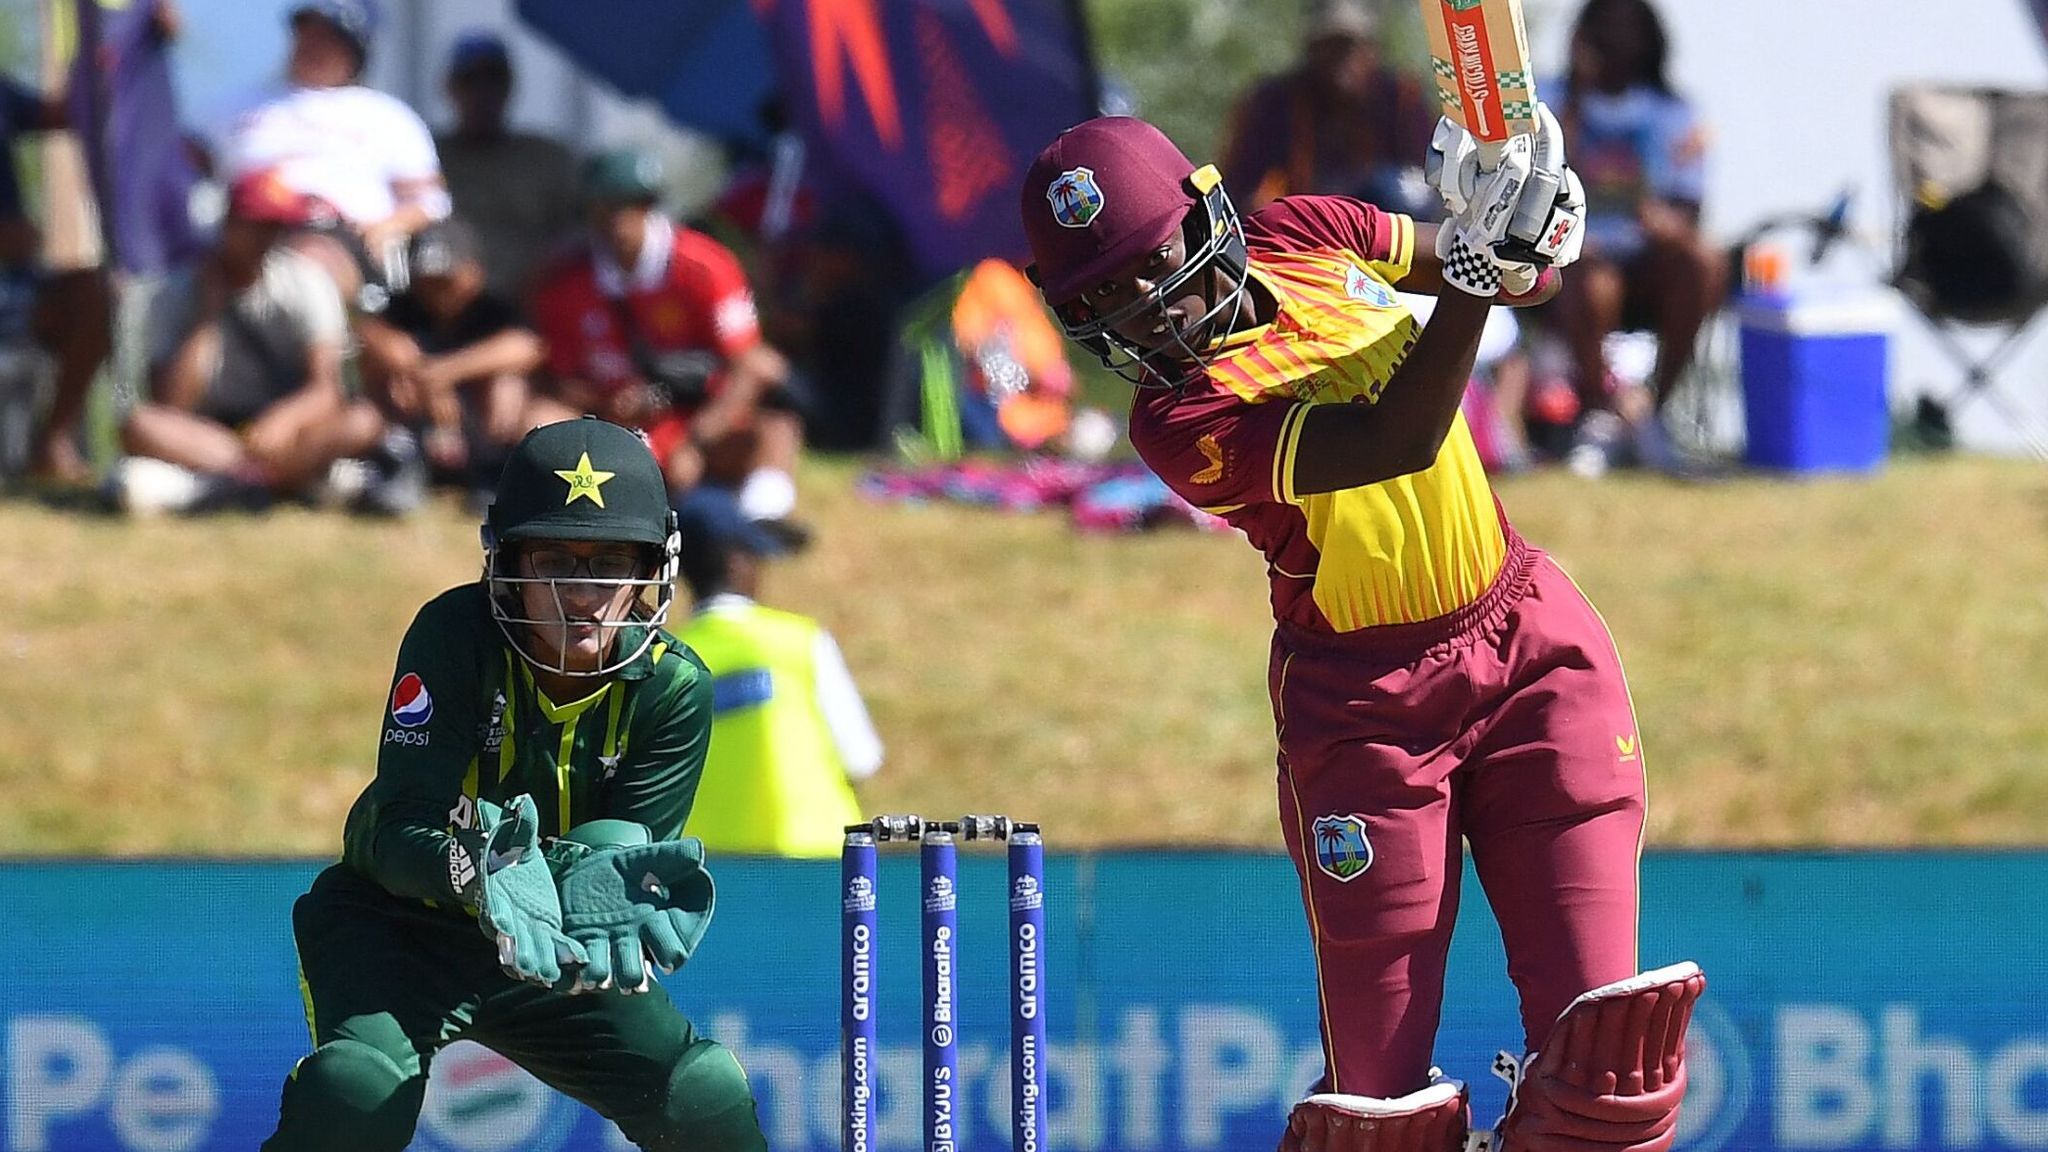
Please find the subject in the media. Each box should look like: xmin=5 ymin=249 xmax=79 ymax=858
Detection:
xmin=1312 ymin=813 xmax=1374 ymax=882
xmin=553 ymin=451 xmax=615 ymax=508
xmin=1047 ymin=167 xmax=1105 ymax=229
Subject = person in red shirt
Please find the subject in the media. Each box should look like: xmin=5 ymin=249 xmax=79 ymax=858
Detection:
xmin=529 ymin=149 xmax=804 ymax=526
xmin=1021 ymin=116 xmax=1703 ymax=1152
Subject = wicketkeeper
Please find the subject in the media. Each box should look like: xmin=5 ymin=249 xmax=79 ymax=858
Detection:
xmin=261 ymin=417 xmax=766 ymax=1150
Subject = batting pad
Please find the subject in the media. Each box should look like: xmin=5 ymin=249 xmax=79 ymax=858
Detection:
xmin=1482 ymin=961 xmax=1706 ymax=1152
xmin=1283 ymin=1070 xmax=1470 ymax=1152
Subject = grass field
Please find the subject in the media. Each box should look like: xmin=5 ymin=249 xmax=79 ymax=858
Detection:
xmin=4 ymin=454 xmax=2046 ymax=855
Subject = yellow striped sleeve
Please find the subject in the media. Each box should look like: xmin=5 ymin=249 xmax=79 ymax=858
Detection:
xmin=1275 ymin=402 xmax=1311 ymax=505
xmin=1369 ymin=213 xmax=1416 ymax=284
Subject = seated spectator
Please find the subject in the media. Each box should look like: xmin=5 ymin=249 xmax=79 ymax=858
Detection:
xmin=113 ymin=170 xmax=402 ymax=515
xmin=1546 ymin=0 xmax=1725 ymax=475
xmin=673 ymin=486 xmax=880 ymax=858
xmin=356 ymin=218 xmax=544 ymax=499
xmin=434 ymin=32 xmax=579 ymax=299
xmin=530 ymin=148 xmax=806 ymax=527
xmin=211 ymin=0 xmax=449 ymax=306
xmin=1217 ymin=0 xmax=1436 ymax=213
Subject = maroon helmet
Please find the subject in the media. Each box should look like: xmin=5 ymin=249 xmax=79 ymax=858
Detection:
xmin=1019 ymin=116 xmax=1248 ymax=388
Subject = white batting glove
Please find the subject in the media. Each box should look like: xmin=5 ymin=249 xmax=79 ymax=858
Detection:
xmin=1425 ymin=116 xmax=1481 ymax=220
xmin=1427 ymin=119 xmax=1535 ymax=247
xmin=1497 ymin=104 xmax=1586 ymax=269
xmin=1437 ymin=217 xmax=1521 ymax=298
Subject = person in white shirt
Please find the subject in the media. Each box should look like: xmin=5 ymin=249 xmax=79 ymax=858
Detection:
xmin=672 ymin=487 xmax=881 ymax=858
xmin=212 ymin=1 xmax=450 ymax=296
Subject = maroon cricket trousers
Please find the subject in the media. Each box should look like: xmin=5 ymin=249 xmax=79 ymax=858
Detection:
xmin=1270 ymin=529 xmax=1649 ymax=1097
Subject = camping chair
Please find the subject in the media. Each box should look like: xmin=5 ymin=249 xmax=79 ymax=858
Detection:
xmin=1889 ymin=84 xmax=2048 ymax=456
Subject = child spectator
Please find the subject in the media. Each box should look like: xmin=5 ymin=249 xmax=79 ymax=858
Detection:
xmin=357 ymin=218 xmax=544 ymax=499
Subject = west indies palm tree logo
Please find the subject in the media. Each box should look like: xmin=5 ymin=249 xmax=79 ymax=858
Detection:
xmin=1047 ymin=167 xmax=1104 ymax=229
xmin=1312 ymin=814 xmax=1374 ymax=882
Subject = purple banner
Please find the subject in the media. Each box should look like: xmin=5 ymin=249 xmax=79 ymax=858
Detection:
xmin=766 ymin=0 xmax=1097 ymax=281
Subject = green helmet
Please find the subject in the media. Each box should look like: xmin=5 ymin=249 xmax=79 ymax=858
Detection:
xmin=483 ymin=418 xmax=679 ymax=677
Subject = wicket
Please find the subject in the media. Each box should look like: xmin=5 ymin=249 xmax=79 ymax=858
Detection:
xmin=842 ymin=814 xmax=1045 ymax=1152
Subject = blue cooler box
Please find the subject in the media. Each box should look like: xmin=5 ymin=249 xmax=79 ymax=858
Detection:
xmin=1737 ymin=293 xmax=1894 ymax=472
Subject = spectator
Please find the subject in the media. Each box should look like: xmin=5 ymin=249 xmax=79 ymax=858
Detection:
xmin=672 ymin=486 xmax=880 ymax=858
xmin=530 ymin=148 xmax=805 ymax=528
xmin=114 ymin=170 xmax=402 ymax=515
xmin=356 ymin=218 xmax=544 ymax=499
xmin=0 ymin=71 xmax=113 ymax=485
xmin=1547 ymin=0 xmax=1724 ymax=475
xmin=212 ymin=0 xmax=450 ymax=303
xmin=434 ymin=32 xmax=580 ymax=299
xmin=702 ymin=99 xmax=913 ymax=452
xmin=1217 ymin=0 xmax=1436 ymax=213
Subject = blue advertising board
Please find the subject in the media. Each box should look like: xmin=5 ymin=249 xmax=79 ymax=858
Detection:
xmin=2 ymin=852 xmax=2045 ymax=1151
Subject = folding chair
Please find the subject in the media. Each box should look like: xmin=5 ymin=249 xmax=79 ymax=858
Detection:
xmin=1889 ymin=84 xmax=2048 ymax=456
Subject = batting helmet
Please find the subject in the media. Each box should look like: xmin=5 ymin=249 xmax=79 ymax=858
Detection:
xmin=1019 ymin=116 xmax=1249 ymax=388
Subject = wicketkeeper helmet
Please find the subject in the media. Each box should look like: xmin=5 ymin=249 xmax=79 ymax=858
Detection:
xmin=482 ymin=418 xmax=680 ymax=677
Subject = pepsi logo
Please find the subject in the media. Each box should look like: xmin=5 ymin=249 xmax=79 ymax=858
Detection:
xmin=391 ymin=673 xmax=434 ymax=728
xmin=415 ymin=1041 xmax=573 ymax=1152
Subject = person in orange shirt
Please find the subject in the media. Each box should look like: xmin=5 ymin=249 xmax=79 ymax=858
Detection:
xmin=1020 ymin=116 xmax=1703 ymax=1152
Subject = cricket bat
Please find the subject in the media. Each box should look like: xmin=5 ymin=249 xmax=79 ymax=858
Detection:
xmin=1418 ymin=0 xmax=1557 ymax=259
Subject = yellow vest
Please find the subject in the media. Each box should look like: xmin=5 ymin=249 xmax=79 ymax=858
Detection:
xmin=678 ymin=602 xmax=863 ymax=857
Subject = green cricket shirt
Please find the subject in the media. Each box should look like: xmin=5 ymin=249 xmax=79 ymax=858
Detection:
xmin=340 ymin=582 xmax=713 ymax=910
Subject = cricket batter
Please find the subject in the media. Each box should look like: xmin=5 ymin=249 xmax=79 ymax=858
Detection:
xmin=262 ymin=417 xmax=767 ymax=1150
xmin=1020 ymin=115 xmax=1703 ymax=1151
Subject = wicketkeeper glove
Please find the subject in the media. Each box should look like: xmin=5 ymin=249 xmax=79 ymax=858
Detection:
xmin=469 ymin=794 xmax=586 ymax=988
xmin=555 ymin=837 xmax=717 ymax=995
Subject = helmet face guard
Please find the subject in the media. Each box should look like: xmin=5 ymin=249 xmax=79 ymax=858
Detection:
xmin=1048 ymin=165 xmax=1250 ymax=391
xmin=483 ymin=526 xmax=681 ymax=679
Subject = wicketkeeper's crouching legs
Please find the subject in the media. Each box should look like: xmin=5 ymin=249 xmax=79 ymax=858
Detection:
xmin=262 ymin=1026 xmax=426 ymax=1151
xmin=609 ymin=1034 xmax=765 ymax=1152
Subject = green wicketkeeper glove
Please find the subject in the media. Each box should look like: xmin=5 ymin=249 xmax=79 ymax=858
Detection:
xmin=464 ymin=794 xmax=586 ymax=988
xmin=556 ymin=836 xmax=716 ymax=994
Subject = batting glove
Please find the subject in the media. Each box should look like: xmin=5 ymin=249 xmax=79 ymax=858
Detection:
xmin=1427 ymin=116 xmax=1535 ymax=248
xmin=1437 ymin=217 xmax=1528 ymax=298
xmin=1496 ymin=111 xmax=1586 ymax=271
xmin=1430 ymin=103 xmax=1585 ymax=272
